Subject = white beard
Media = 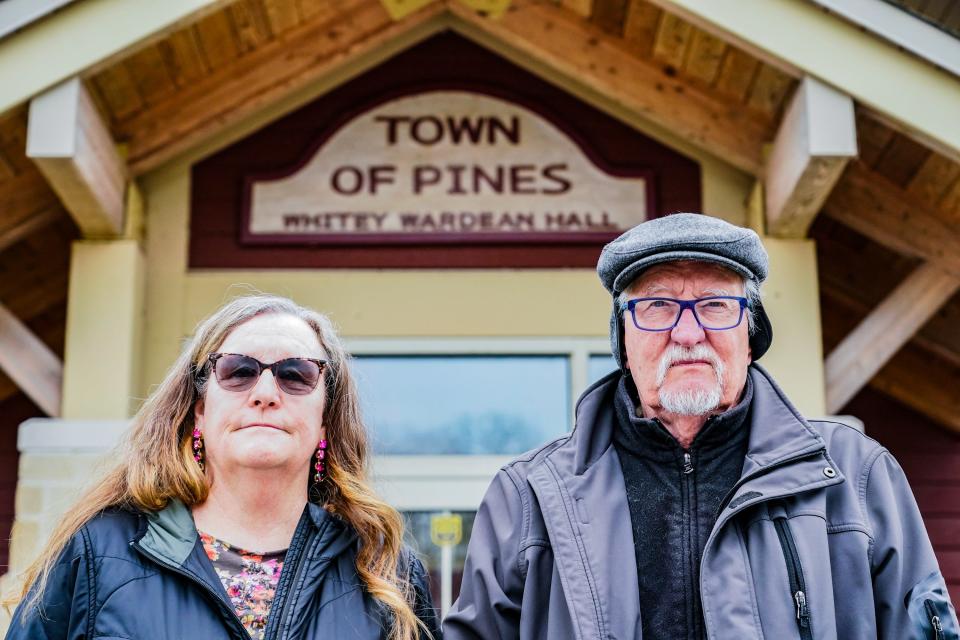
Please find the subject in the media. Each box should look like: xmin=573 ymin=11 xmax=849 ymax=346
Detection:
xmin=656 ymin=344 xmax=725 ymax=416
xmin=659 ymin=387 xmax=722 ymax=416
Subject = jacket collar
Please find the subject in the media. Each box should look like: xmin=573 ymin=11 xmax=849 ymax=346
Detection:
xmin=612 ymin=374 xmax=754 ymax=460
xmin=136 ymin=498 xmax=356 ymax=568
xmin=568 ymin=363 xmax=826 ymax=476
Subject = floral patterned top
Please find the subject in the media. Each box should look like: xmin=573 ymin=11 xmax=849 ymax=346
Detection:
xmin=199 ymin=532 xmax=288 ymax=640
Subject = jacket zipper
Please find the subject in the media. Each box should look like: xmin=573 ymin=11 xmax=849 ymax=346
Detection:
xmin=260 ymin=514 xmax=327 ymax=640
xmin=132 ymin=542 xmax=251 ymax=640
xmin=924 ymin=599 xmax=944 ymax=640
xmin=773 ymin=518 xmax=813 ymax=640
xmin=680 ymin=449 xmax=699 ymax=637
xmin=268 ymin=523 xmax=323 ymax=639
xmin=699 ymin=450 xmax=830 ymax=638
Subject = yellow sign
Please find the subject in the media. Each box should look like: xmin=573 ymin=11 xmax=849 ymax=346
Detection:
xmin=430 ymin=513 xmax=463 ymax=547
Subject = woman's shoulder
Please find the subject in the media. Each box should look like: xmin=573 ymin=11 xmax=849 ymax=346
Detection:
xmin=70 ymin=506 xmax=146 ymax=558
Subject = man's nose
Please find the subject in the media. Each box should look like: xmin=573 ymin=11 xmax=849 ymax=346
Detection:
xmin=671 ymin=307 xmax=706 ymax=345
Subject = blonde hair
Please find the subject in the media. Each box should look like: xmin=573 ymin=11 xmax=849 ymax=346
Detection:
xmin=6 ymin=295 xmax=428 ymax=640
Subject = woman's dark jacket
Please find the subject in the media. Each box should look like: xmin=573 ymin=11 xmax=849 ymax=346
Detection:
xmin=7 ymin=499 xmax=441 ymax=639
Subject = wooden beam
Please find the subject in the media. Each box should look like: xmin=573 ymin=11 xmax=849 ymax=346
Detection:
xmin=27 ymin=78 xmax=127 ymax=237
xmin=826 ymin=161 xmax=960 ymax=279
xmin=118 ymin=0 xmax=771 ymax=175
xmin=0 ymin=302 xmax=62 ymax=416
xmin=562 ymin=0 xmax=594 ymax=18
xmin=821 ymin=285 xmax=960 ymax=373
xmin=648 ymin=0 xmax=960 ymax=165
xmin=0 ymin=0 xmax=232 ymax=118
xmin=0 ymin=170 xmax=62 ymax=252
xmin=765 ymin=76 xmax=856 ymax=238
xmin=123 ymin=0 xmax=445 ymax=175
xmin=448 ymin=0 xmax=771 ymax=174
xmin=825 ymin=262 xmax=960 ymax=412
xmin=820 ymin=292 xmax=960 ymax=433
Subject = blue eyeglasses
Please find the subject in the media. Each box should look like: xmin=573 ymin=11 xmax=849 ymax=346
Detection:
xmin=620 ymin=296 xmax=750 ymax=332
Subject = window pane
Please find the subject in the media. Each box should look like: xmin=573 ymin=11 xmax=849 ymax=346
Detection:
xmin=402 ymin=510 xmax=476 ymax=612
xmin=588 ymin=353 xmax=617 ymax=385
xmin=352 ymin=355 xmax=570 ymax=455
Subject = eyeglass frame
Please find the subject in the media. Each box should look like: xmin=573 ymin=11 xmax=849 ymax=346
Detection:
xmin=205 ymin=352 xmax=329 ymax=394
xmin=620 ymin=296 xmax=750 ymax=332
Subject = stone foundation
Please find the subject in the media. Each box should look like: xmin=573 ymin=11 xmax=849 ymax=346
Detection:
xmin=1 ymin=419 xmax=127 ymax=634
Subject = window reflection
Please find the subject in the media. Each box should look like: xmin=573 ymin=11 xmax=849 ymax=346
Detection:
xmin=588 ymin=353 xmax=617 ymax=385
xmin=352 ymin=355 xmax=570 ymax=455
xmin=402 ymin=510 xmax=476 ymax=614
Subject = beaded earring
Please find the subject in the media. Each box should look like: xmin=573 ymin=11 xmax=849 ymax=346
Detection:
xmin=314 ymin=439 xmax=328 ymax=483
xmin=193 ymin=428 xmax=204 ymax=471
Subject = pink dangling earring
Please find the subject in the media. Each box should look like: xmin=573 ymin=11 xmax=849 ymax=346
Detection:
xmin=314 ymin=439 xmax=328 ymax=483
xmin=193 ymin=428 xmax=204 ymax=471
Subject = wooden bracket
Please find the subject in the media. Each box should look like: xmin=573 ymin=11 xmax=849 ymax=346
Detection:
xmin=0 ymin=302 xmax=62 ymax=416
xmin=825 ymin=262 xmax=960 ymax=412
xmin=27 ymin=77 xmax=127 ymax=238
xmin=765 ymin=76 xmax=856 ymax=238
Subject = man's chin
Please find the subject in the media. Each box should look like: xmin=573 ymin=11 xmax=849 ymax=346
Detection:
xmin=658 ymin=385 xmax=722 ymax=416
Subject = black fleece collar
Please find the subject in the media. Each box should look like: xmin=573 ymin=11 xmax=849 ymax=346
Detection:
xmin=613 ymin=373 xmax=753 ymax=462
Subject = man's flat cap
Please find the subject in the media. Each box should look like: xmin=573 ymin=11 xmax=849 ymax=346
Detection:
xmin=598 ymin=212 xmax=773 ymax=365
xmin=598 ymin=213 xmax=769 ymax=294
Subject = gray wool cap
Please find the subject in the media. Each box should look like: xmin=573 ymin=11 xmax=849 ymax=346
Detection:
xmin=598 ymin=212 xmax=773 ymax=366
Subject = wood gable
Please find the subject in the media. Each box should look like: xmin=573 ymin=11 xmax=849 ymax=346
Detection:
xmin=0 ymin=0 xmax=958 ymax=437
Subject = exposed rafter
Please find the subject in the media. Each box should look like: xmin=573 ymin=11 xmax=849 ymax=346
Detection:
xmin=0 ymin=302 xmax=62 ymax=416
xmin=826 ymin=161 xmax=960 ymax=279
xmin=117 ymin=0 xmax=774 ymax=176
xmin=0 ymin=170 xmax=62 ymax=252
xmin=648 ymin=0 xmax=960 ymax=164
xmin=122 ymin=0 xmax=446 ymax=175
xmin=765 ymin=76 xmax=856 ymax=238
xmin=27 ymin=78 xmax=127 ymax=237
xmin=448 ymin=0 xmax=771 ymax=174
xmin=821 ymin=289 xmax=960 ymax=433
xmin=825 ymin=262 xmax=960 ymax=412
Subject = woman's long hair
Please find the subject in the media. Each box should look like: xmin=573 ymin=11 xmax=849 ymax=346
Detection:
xmin=6 ymin=295 xmax=427 ymax=640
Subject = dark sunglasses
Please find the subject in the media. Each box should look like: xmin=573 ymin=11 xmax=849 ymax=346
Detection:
xmin=207 ymin=353 xmax=327 ymax=395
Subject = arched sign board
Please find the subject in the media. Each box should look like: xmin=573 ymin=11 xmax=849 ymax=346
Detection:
xmin=189 ymin=32 xmax=701 ymax=268
xmin=243 ymin=91 xmax=652 ymax=245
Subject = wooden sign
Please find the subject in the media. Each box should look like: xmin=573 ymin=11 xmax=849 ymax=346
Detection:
xmin=243 ymin=90 xmax=652 ymax=246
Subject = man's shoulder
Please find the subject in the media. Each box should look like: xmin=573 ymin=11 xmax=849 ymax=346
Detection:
xmin=500 ymin=433 xmax=572 ymax=480
xmin=805 ymin=417 xmax=888 ymax=475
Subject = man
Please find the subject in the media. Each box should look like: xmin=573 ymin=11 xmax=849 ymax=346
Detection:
xmin=444 ymin=213 xmax=959 ymax=639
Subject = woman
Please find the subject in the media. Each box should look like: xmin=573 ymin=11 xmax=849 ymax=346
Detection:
xmin=5 ymin=295 xmax=440 ymax=640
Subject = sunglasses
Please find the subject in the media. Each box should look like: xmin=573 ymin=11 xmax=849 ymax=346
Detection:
xmin=207 ymin=353 xmax=327 ymax=395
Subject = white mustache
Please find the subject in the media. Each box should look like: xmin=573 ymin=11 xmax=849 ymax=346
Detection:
xmin=656 ymin=345 xmax=724 ymax=386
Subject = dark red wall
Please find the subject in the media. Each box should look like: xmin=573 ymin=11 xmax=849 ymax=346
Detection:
xmin=0 ymin=393 xmax=37 ymax=571
xmin=844 ymin=387 xmax=960 ymax=597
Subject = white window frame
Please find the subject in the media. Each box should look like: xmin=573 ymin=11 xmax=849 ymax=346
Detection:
xmin=344 ymin=336 xmax=610 ymax=511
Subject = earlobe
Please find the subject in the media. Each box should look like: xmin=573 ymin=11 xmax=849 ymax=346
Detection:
xmin=194 ymin=399 xmax=205 ymax=429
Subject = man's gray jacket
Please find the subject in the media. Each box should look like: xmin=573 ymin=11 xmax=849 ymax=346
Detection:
xmin=444 ymin=365 xmax=959 ymax=639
